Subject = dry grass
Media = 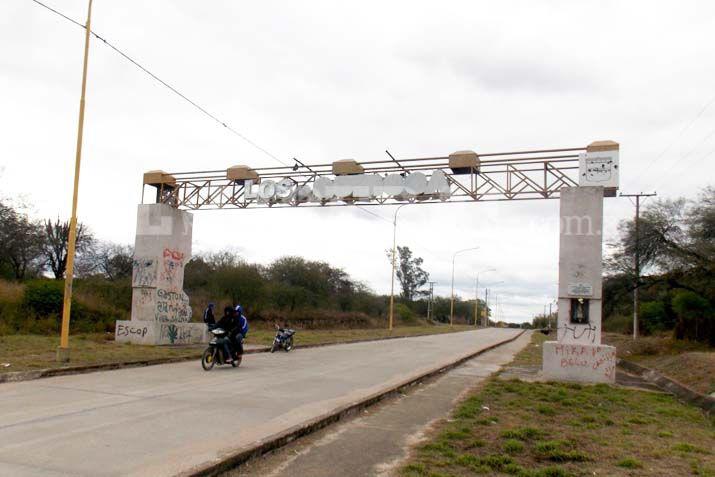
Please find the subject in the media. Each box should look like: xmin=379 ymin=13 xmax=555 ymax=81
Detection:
xmin=0 ymin=279 xmax=24 ymax=303
xmin=400 ymin=333 xmax=715 ymax=477
xmin=0 ymin=325 xmax=474 ymax=374
xmin=604 ymin=332 xmax=715 ymax=394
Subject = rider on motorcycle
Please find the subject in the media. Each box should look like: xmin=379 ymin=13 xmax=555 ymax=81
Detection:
xmin=216 ymin=306 xmax=237 ymax=363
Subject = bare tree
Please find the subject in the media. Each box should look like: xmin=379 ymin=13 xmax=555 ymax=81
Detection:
xmin=78 ymin=242 xmax=133 ymax=280
xmin=0 ymin=201 xmax=45 ymax=279
xmin=41 ymin=218 xmax=94 ymax=279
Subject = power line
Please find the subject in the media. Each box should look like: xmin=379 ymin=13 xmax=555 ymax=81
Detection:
xmin=29 ymin=0 xmax=290 ymax=167
xmin=651 ymin=128 xmax=715 ymax=192
xmin=30 ymin=0 xmax=392 ymax=224
xmin=632 ymin=94 xmax=715 ymax=189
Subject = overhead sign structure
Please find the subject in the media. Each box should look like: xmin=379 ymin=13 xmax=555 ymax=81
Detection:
xmin=128 ymin=140 xmax=622 ymax=387
xmin=141 ymin=145 xmax=616 ymax=211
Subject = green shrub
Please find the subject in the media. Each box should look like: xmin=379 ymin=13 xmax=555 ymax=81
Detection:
xmin=23 ymin=280 xmax=64 ymax=317
xmin=641 ymin=301 xmax=667 ymax=334
xmin=15 ymin=279 xmax=118 ymax=335
xmin=395 ymin=303 xmax=416 ymax=323
xmin=672 ymin=291 xmax=713 ymax=344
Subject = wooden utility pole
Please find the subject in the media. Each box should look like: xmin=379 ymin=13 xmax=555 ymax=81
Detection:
xmin=620 ymin=192 xmax=657 ymax=340
xmin=426 ymin=281 xmax=436 ymax=321
xmin=58 ymin=0 xmax=93 ymax=363
xmin=483 ymin=288 xmax=489 ymax=327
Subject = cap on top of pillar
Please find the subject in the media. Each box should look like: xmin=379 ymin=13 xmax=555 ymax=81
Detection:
xmin=143 ymin=170 xmax=176 ymax=187
xmin=586 ymin=140 xmax=619 ymax=152
xmin=227 ymin=165 xmax=260 ymax=184
xmin=448 ymin=150 xmax=480 ymax=174
xmin=332 ymin=159 xmax=364 ymax=175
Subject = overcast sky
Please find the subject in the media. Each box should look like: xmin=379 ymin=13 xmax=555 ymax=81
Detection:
xmin=2 ymin=1 xmax=715 ymax=322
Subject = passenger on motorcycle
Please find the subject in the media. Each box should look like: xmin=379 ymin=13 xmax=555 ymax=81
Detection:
xmin=231 ymin=304 xmax=249 ymax=355
xmin=203 ymin=303 xmax=216 ymax=329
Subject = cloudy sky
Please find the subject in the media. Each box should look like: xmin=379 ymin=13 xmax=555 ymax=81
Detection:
xmin=2 ymin=1 xmax=715 ymax=322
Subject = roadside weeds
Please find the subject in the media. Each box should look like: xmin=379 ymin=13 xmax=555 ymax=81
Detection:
xmin=399 ymin=332 xmax=715 ymax=477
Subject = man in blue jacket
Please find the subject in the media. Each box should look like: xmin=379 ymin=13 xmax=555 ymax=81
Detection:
xmin=231 ymin=303 xmax=249 ymax=354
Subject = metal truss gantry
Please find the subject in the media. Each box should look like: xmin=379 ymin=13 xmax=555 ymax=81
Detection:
xmin=143 ymin=146 xmax=589 ymax=211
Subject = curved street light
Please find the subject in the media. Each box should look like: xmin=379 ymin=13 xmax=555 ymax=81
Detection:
xmin=450 ymin=247 xmax=480 ymax=326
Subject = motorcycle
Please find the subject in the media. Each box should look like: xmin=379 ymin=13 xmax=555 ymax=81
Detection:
xmin=201 ymin=327 xmax=242 ymax=370
xmin=270 ymin=324 xmax=295 ymax=353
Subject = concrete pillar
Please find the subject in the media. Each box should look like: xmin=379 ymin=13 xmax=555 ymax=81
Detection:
xmin=115 ymin=204 xmax=207 ymax=345
xmin=542 ymin=186 xmax=616 ymax=383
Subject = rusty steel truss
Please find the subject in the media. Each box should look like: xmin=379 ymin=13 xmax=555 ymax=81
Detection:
xmin=144 ymin=147 xmax=586 ymax=211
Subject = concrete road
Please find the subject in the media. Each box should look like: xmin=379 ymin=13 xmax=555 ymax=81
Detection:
xmin=0 ymin=328 xmax=521 ymax=477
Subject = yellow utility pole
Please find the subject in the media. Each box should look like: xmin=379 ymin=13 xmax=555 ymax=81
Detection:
xmin=58 ymin=0 xmax=93 ymax=363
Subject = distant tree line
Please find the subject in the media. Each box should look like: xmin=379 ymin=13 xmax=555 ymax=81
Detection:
xmin=0 ymin=198 xmax=493 ymax=333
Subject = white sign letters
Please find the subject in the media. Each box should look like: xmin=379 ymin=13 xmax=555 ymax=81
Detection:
xmin=244 ymin=170 xmax=451 ymax=204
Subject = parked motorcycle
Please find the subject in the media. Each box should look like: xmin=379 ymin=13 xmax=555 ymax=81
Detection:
xmin=270 ymin=324 xmax=295 ymax=353
xmin=201 ymin=327 xmax=242 ymax=370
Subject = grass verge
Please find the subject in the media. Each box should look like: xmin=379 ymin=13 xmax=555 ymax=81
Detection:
xmin=400 ymin=332 xmax=715 ymax=477
xmin=0 ymin=325 xmax=474 ymax=374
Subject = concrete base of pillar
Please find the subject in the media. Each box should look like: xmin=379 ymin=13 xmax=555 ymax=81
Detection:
xmin=115 ymin=320 xmax=208 ymax=345
xmin=542 ymin=341 xmax=616 ymax=384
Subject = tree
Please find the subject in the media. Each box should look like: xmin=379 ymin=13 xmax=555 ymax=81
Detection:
xmin=606 ymin=189 xmax=714 ymax=293
xmin=672 ymin=290 xmax=712 ymax=344
xmin=604 ymin=186 xmax=715 ymax=340
xmin=0 ymin=200 xmax=44 ymax=279
xmin=78 ymin=242 xmax=133 ymax=280
xmin=387 ymin=246 xmax=429 ymax=301
xmin=41 ymin=218 xmax=94 ymax=279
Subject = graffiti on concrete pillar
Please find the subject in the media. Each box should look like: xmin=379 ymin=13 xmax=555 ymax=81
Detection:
xmin=132 ymin=258 xmax=157 ymax=287
xmin=160 ymin=248 xmax=185 ymax=288
xmin=160 ymin=323 xmax=194 ymax=344
xmin=558 ymin=323 xmax=598 ymax=343
xmin=116 ymin=323 xmax=149 ymax=338
xmin=155 ymin=288 xmax=191 ymax=323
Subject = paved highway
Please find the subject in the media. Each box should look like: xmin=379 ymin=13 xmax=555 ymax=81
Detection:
xmin=0 ymin=328 xmax=521 ymax=476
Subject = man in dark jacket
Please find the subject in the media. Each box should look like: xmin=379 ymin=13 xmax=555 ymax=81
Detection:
xmin=216 ymin=306 xmax=237 ymax=363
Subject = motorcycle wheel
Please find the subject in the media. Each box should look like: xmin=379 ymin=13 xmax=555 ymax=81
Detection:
xmin=201 ymin=348 xmax=216 ymax=371
xmin=285 ymin=338 xmax=293 ymax=352
xmin=270 ymin=343 xmax=277 ymax=353
xmin=234 ymin=353 xmax=242 ymax=367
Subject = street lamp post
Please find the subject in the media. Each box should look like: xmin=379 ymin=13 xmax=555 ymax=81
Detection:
xmin=450 ymin=247 xmax=480 ymax=327
xmin=474 ymin=268 xmax=495 ymax=327
xmin=483 ymin=280 xmax=504 ymax=327
xmin=388 ymin=204 xmax=409 ymax=331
